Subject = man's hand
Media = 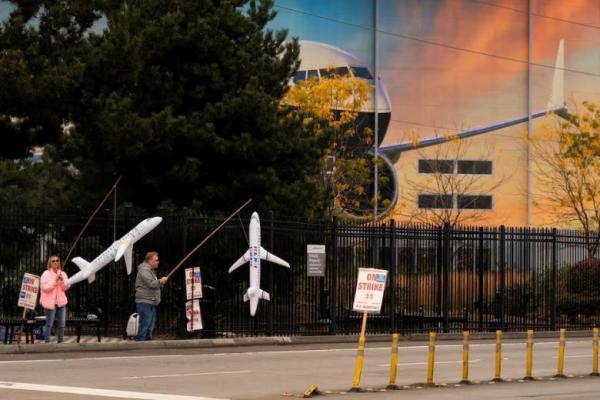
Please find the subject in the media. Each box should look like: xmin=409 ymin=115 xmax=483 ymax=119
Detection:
xmin=159 ymin=277 xmax=168 ymax=285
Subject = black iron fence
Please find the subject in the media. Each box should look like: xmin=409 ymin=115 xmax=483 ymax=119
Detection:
xmin=1 ymin=207 xmax=599 ymax=338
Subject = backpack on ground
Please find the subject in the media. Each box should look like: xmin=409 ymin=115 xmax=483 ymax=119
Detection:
xmin=126 ymin=313 xmax=139 ymax=338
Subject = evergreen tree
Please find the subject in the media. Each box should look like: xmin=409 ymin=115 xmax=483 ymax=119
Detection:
xmin=59 ymin=0 xmax=324 ymax=217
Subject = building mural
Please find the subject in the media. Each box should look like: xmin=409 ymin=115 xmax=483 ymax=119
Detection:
xmin=271 ymin=0 xmax=600 ymax=226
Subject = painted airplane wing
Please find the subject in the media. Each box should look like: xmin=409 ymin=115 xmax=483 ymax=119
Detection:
xmin=378 ymin=39 xmax=567 ymax=155
xmin=228 ymin=250 xmax=251 ymax=273
xmin=259 ymin=247 xmax=290 ymax=268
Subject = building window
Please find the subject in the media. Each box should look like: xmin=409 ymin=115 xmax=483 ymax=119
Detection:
xmin=418 ymin=194 xmax=493 ymax=210
xmin=419 ymin=159 xmax=493 ymax=175
xmin=418 ymin=194 xmax=453 ymax=209
xmin=457 ymin=160 xmax=492 ymax=175
xmin=418 ymin=159 xmax=454 ymax=174
xmin=457 ymin=195 xmax=492 ymax=210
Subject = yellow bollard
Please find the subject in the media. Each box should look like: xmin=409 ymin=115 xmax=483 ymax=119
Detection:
xmin=592 ymin=328 xmax=599 ymax=377
xmin=555 ymin=328 xmax=566 ymax=378
xmin=387 ymin=333 xmax=400 ymax=390
xmin=492 ymin=330 xmax=503 ymax=382
xmin=460 ymin=331 xmax=471 ymax=384
xmin=524 ymin=329 xmax=534 ymax=380
xmin=426 ymin=332 xmax=436 ymax=385
xmin=350 ymin=335 xmax=366 ymax=391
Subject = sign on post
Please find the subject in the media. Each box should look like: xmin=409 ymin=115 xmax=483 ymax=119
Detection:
xmin=186 ymin=300 xmax=203 ymax=332
xmin=185 ymin=267 xmax=203 ymax=300
xmin=352 ymin=268 xmax=388 ymax=314
xmin=17 ymin=273 xmax=40 ymax=310
xmin=307 ymin=244 xmax=326 ymax=277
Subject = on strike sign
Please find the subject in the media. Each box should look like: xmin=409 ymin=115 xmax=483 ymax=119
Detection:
xmin=18 ymin=273 xmax=40 ymax=310
xmin=352 ymin=268 xmax=388 ymax=313
xmin=185 ymin=267 xmax=203 ymax=300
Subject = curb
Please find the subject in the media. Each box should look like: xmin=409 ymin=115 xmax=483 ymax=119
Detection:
xmin=0 ymin=330 xmax=594 ymax=355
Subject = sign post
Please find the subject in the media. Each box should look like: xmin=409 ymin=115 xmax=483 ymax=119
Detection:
xmin=17 ymin=273 xmax=40 ymax=343
xmin=184 ymin=267 xmax=203 ymax=332
xmin=350 ymin=268 xmax=388 ymax=391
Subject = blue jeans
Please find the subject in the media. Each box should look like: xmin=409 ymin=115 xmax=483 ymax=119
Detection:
xmin=44 ymin=306 xmax=66 ymax=343
xmin=135 ymin=302 xmax=156 ymax=341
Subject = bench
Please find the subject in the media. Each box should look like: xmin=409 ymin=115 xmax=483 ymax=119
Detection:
xmin=1 ymin=316 xmax=102 ymax=344
xmin=0 ymin=318 xmax=38 ymax=344
xmin=33 ymin=316 xmax=102 ymax=343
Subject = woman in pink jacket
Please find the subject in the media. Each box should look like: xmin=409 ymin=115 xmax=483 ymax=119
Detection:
xmin=40 ymin=255 xmax=70 ymax=343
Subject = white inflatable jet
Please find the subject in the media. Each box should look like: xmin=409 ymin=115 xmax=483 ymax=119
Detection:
xmin=229 ymin=212 xmax=290 ymax=316
xmin=65 ymin=217 xmax=163 ymax=286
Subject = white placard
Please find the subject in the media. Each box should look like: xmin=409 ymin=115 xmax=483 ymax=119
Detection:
xmin=186 ymin=300 xmax=203 ymax=332
xmin=18 ymin=273 xmax=40 ymax=310
xmin=306 ymin=244 xmax=326 ymax=277
xmin=352 ymin=268 xmax=388 ymax=314
xmin=185 ymin=267 xmax=203 ymax=300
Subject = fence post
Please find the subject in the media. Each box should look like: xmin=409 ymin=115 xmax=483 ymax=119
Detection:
xmin=478 ymin=227 xmax=484 ymax=332
xmin=389 ymin=219 xmax=396 ymax=333
xmin=331 ymin=217 xmax=338 ymax=335
xmin=268 ymin=210 xmax=274 ymax=336
xmin=443 ymin=223 xmax=450 ymax=333
xmin=551 ymin=228 xmax=557 ymax=331
xmin=499 ymin=225 xmax=506 ymax=329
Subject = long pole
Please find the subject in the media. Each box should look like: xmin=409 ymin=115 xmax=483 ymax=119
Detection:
xmin=166 ymin=199 xmax=252 ymax=279
xmin=63 ymin=176 xmax=122 ymax=266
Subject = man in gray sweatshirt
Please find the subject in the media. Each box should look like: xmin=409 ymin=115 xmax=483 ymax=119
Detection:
xmin=134 ymin=252 xmax=168 ymax=341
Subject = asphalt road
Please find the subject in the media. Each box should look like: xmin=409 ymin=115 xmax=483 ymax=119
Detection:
xmin=1 ymin=338 xmax=599 ymax=400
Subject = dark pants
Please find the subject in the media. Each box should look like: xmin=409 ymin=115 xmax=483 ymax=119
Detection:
xmin=135 ymin=302 xmax=156 ymax=341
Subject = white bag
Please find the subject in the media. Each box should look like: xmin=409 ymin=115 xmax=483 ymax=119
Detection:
xmin=126 ymin=313 xmax=139 ymax=337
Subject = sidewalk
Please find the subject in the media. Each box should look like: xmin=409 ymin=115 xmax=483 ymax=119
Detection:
xmin=0 ymin=330 xmax=594 ymax=355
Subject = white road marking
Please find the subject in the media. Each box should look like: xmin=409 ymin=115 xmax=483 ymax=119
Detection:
xmin=378 ymin=358 xmax=481 ymax=367
xmin=0 ymin=381 xmax=228 ymax=400
xmin=121 ymin=370 xmax=251 ymax=380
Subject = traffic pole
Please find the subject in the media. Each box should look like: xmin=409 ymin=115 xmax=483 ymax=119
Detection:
xmin=592 ymin=328 xmax=599 ymax=377
xmin=555 ymin=328 xmax=566 ymax=378
xmin=350 ymin=311 xmax=368 ymax=392
xmin=460 ymin=331 xmax=471 ymax=384
xmin=524 ymin=329 xmax=534 ymax=380
xmin=492 ymin=330 xmax=503 ymax=382
xmin=387 ymin=333 xmax=400 ymax=389
xmin=426 ymin=332 xmax=436 ymax=386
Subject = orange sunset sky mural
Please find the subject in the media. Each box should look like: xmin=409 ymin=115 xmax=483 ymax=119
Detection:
xmin=273 ymin=0 xmax=600 ymax=226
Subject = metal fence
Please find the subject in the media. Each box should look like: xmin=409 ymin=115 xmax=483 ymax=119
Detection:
xmin=1 ymin=207 xmax=599 ymax=338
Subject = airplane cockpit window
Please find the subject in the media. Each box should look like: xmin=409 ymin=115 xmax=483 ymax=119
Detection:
xmin=293 ymin=70 xmax=306 ymax=83
xmin=350 ymin=66 xmax=373 ymax=80
xmin=307 ymin=69 xmax=319 ymax=80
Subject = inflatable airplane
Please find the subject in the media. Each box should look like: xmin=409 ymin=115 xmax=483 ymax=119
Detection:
xmin=228 ymin=212 xmax=290 ymax=316
xmin=65 ymin=217 xmax=163 ymax=286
